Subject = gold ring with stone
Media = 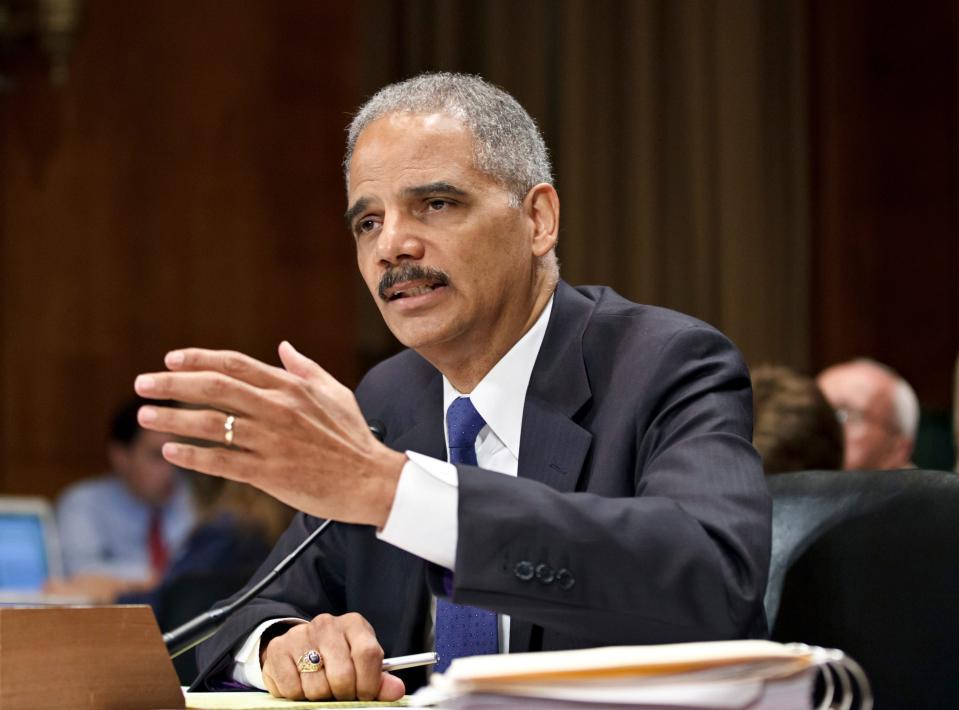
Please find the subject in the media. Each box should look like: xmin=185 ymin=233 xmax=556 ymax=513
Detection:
xmin=224 ymin=414 xmax=236 ymax=447
xmin=297 ymin=649 xmax=322 ymax=673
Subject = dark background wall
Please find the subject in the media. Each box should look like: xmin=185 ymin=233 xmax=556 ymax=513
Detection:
xmin=809 ymin=0 xmax=959 ymax=413
xmin=1 ymin=0 xmax=956 ymax=498
xmin=0 ymin=2 xmax=358 ymax=496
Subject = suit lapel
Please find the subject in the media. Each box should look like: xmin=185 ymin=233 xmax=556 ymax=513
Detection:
xmin=518 ymin=280 xmax=595 ymax=491
xmin=387 ymin=370 xmax=446 ymax=460
xmin=511 ymin=281 xmax=595 ymax=653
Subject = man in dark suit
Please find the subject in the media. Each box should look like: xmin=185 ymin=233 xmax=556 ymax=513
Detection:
xmin=135 ymin=73 xmax=770 ymax=702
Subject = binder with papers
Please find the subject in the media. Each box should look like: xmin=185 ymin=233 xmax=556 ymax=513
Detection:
xmin=410 ymin=640 xmax=872 ymax=709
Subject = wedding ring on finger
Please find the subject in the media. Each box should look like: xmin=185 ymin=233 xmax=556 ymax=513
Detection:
xmin=297 ymin=649 xmax=323 ymax=673
xmin=224 ymin=414 xmax=236 ymax=447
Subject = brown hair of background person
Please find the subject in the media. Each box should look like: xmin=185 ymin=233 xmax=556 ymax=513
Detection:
xmin=191 ymin=476 xmax=294 ymax=545
xmin=752 ymin=365 xmax=844 ymax=474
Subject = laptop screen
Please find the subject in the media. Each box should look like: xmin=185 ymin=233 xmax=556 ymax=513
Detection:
xmin=0 ymin=512 xmax=50 ymax=590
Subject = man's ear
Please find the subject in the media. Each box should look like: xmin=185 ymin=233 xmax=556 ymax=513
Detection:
xmin=523 ymin=183 xmax=560 ymax=257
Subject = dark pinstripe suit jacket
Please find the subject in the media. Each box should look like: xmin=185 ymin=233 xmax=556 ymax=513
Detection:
xmin=193 ymin=280 xmax=770 ymax=691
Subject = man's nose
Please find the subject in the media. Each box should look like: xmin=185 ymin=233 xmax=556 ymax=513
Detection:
xmin=377 ymin=212 xmax=425 ymax=264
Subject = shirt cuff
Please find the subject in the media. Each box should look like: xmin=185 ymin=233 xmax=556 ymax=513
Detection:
xmin=232 ymin=617 xmax=307 ymax=689
xmin=376 ymin=451 xmax=458 ymax=570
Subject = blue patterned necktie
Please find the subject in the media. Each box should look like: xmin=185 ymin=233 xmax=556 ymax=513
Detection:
xmin=434 ymin=397 xmax=499 ymax=673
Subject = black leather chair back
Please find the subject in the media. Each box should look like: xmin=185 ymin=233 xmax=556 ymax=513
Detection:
xmin=767 ymin=469 xmax=959 ymax=709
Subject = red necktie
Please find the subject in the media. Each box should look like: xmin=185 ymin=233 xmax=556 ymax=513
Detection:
xmin=148 ymin=511 xmax=168 ymax=577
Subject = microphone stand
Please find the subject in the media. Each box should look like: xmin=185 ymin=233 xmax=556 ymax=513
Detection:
xmin=163 ymin=517 xmax=333 ymax=658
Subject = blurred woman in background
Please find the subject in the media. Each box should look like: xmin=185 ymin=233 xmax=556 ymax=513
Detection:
xmin=120 ymin=475 xmax=293 ymax=619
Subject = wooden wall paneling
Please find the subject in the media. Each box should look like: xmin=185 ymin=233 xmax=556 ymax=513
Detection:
xmin=809 ymin=0 xmax=959 ymax=410
xmin=0 ymin=1 xmax=357 ymax=497
xmin=716 ymin=0 xmax=811 ymax=370
xmin=350 ymin=0 xmax=811 ymax=374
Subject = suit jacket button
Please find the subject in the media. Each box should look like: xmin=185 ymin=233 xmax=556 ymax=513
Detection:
xmin=555 ymin=568 xmax=575 ymax=590
xmin=514 ymin=560 xmax=534 ymax=581
xmin=535 ymin=563 xmax=555 ymax=584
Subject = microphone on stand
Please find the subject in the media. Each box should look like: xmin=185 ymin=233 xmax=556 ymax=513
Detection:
xmin=163 ymin=419 xmax=387 ymax=659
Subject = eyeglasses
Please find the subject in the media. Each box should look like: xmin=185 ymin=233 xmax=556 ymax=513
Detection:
xmin=835 ymin=407 xmax=898 ymax=433
xmin=835 ymin=407 xmax=864 ymax=426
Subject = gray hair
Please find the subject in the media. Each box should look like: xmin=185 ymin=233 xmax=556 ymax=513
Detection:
xmin=891 ymin=377 xmax=920 ymax=440
xmin=344 ymin=72 xmax=553 ymax=205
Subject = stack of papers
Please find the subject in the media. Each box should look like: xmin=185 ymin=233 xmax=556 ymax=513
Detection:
xmin=410 ymin=640 xmax=870 ymax=709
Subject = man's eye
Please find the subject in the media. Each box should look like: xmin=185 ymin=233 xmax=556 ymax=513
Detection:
xmin=356 ymin=218 xmax=378 ymax=233
xmin=427 ymin=199 xmax=451 ymax=211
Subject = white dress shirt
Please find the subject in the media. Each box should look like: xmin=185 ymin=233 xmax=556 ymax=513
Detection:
xmin=232 ymin=297 xmax=554 ymax=688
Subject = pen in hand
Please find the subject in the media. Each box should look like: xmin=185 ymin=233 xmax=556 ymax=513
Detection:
xmin=382 ymin=651 xmax=439 ymax=672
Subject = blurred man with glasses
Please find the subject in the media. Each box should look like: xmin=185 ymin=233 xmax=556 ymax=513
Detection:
xmin=817 ymin=358 xmax=918 ymax=470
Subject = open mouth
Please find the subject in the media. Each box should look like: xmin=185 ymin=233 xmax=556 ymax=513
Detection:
xmin=385 ymin=279 xmax=447 ymax=301
xmin=379 ymin=265 xmax=451 ymax=302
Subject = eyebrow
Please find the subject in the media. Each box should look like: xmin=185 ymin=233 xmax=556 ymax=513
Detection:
xmin=344 ymin=182 xmax=469 ymax=229
xmin=344 ymin=197 xmax=370 ymax=230
xmin=403 ymin=181 xmax=469 ymax=199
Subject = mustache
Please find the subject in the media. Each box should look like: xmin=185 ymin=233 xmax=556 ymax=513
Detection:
xmin=378 ymin=264 xmax=450 ymax=300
